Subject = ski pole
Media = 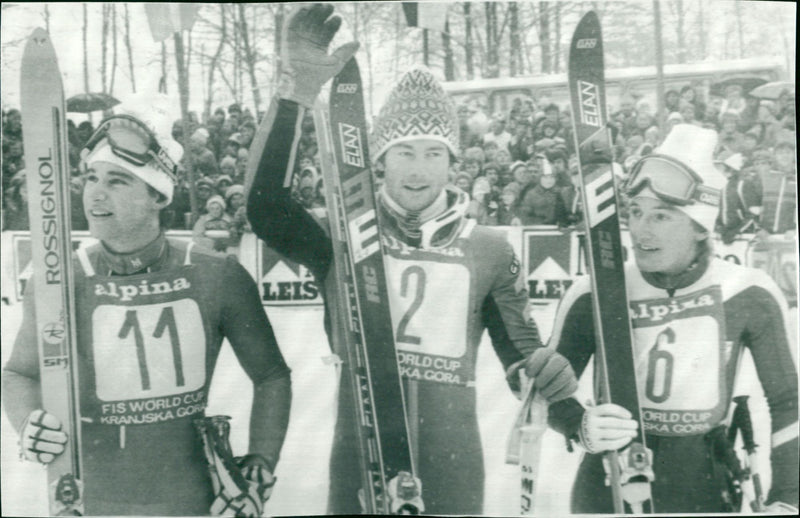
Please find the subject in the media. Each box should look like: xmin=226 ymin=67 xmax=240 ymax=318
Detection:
xmin=732 ymin=396 xmax=764 ymax=512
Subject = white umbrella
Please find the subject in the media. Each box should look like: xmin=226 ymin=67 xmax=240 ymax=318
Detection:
xmin=749 ymin=81 xmax=795 ymax=100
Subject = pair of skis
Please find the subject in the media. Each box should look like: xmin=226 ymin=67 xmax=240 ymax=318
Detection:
xmin=20 ymin=29 xmax=84 ymax=515
xmin=507 ymin=12 xmax=655 ymax=515
xmin=314 ymin=59 xmax=422 ymax=514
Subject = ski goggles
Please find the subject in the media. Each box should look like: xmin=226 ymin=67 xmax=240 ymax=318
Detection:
xmin=82 ymin=115 xmax=177 ymax=183
xmin=626 ymin=154 xmax=719 ymax=207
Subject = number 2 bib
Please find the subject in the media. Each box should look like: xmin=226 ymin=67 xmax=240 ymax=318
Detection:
xmin=77 ymin=266 xmax=209 ymax=425
xmin=630 ymin=285 xmax=729 ymax=436
xmin=385 ymin=256 xmax=474 ymax=387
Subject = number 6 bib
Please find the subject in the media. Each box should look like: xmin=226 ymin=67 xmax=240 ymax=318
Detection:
xmin=630 ymin=286 xmax=730 ymax=437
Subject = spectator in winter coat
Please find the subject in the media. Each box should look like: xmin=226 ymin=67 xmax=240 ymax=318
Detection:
xmin=195 ymin=177 xmax=215 ymax=214
xmin=664 ymin=89 xmax=681 ymax=113
xmin=453 ymin=172 xmax=473 ymax=194
xmin=717 ymin=111 xmax=745 ymax=155
xmin=483 ymin=115 xmax=512 ymax=151
xmin=462 ymin=158 xmax=481 ymax=179
xmin=219 ymin=156 xmax=237 ymax=179
xmin=235 ymin=148 xmax=249 ymax=184
xmin=680 ymin=84 xmax=706 ymax=121
xmin=215 ymin=175 xmax=234 ymax=196
xmin=509 ymin=121 xmax=534 ymax=162
xmin=225 ymin=184 xmax=246 ymax=218
xmin=759 ymin=141 xmax=797 ymax=234
xmin=192 ymin=195 xmax=233 ymax=251
xmin=497 ymin=182 xmax=521 ymax=226
xmin=560 ymin=158 xmax=583 ymax=227
xmin=482 ymin=139 xmax=500 ymax=164
xmin=510 ymin=160 xmax=534 ymax=189
xmin=716 ymin=152 xmax=760 ymax=243
xmin=515 ymin=161 xmax=568 ymax=226
xmin=185 ymin=128 xmax=220 ymax=178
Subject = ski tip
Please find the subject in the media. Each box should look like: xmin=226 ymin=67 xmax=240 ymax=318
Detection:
xmin=573 ymin=11 xmax=601 ymax=40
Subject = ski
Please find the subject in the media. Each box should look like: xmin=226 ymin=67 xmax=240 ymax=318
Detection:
xmin=314 ymin=58 xmax=421 ymax=514
xmin=20 ymin=28 xmax=84 ymax=516
xmin=506 ymin=382 xmax=548 ymax=515
xmin=567 ymin=12 xmax=654 ymax=514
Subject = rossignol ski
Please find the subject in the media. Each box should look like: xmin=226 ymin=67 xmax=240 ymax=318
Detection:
xmin=20 ymin=28 xmax=84 ymax=516
xmin=568 ymin=12 xmax=654 ymax=514
xmin=314 ymin=57 xmax=422 ymax=515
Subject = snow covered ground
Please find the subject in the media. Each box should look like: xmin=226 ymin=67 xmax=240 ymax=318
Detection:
xmin=0 ymin=230 xmax=784 ymax=516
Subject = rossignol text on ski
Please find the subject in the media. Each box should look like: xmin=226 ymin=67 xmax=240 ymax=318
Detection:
xmin=314 ymin=57 xmax=422 ymax=515
xmin=20 ymin=27 xmax=84 ymax=516
xmin=568 ymin=11 xmax=654 ymax=514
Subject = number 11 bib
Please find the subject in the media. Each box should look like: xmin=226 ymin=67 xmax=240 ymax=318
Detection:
xmin=77 ymin=266 xmax=209 ymax=425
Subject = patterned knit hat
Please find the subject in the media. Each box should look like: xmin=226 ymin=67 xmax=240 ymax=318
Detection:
xmin=371 ymin=67 xmax=459 ymax=160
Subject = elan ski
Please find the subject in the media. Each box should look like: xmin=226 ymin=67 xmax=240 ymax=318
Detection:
xmin=314 ymin=58 xmax=422 ymax=515
xmin=20 ymin=28 xmax=84 ymax=515
xmin=568 ymin=12 xmax=654 ymax=514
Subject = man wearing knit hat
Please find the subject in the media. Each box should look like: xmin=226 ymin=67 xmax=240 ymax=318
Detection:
xmin=547 ymin=124 xmax=798 ymax=513
xmin=246 ymin=3 xmax=577 ymax=514
xmin=3 ymin=99 xmax=292 ymax=515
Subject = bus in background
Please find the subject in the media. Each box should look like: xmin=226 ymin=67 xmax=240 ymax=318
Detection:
xmin=443 ymin=57 xmax=786 ymax=115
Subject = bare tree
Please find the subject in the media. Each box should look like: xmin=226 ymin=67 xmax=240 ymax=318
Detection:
xmin=443 ymin=20 xmax=455 ymax=80
xmin=83 ymin=3 xmax=90 ymax=93
xmin=509 ymin=2 xmax=521 ymax=76
xmin=695 ymin=0 xmax=706 ymax=60
xmin=203 ymin=5 xmax=227 ymax=119
xmin=123 ymin=4 xmax=135 ymax=92
xmin=101 ymin=3 xmax=109 ymax=93
xmin=464 ymin=3 xmax=475 ymax=79
xmin=665 ymin=0 xmax=689 ymax=63
xmin=537 ymin=2 xmax=552 ymax=73
xmin=238 ymin=4 xmax=262 ymax=113
xmin=109 ymin=3 xmax=118 ymax=95
xmin=734 ymin=1 xmax=744 ymax=58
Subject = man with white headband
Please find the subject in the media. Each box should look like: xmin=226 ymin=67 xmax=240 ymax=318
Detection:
xmin=546 ymin=124 xmax=798 ymax=513
xmin=246 ymin=4 xmax=577 ymax=514
xmin=3 ymin=101 xmax=292 ymax=516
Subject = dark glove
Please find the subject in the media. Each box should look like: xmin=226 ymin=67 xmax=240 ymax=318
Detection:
xmin=522 ymin=348 xmax=578 ymax=403
xmin=277 ymin=4 xmax=359 ymax=107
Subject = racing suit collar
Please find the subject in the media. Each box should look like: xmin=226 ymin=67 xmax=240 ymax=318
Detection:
xmin=640 ymin=245 xmax=712 ymax=292
xmin=99 ymin=232 xmax=168 ymax=275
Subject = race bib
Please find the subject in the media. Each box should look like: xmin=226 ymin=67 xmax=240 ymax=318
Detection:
xmin=85 ymin=296 xmax=208 ymax=425
xmin=630 ymin=286 xmax=728 ymax=436
xmin=385 ymin=257 xmax=472 ymax=386
xmin=92 ymin=299 xmax=206 ymax=400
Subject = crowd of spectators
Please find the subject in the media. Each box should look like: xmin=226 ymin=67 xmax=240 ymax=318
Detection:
xmin=446 ymin=82 xmax=796 ymax=242
xmin=2 ymin=79 xmax=796 ymax=249
xmin=1 ymin=103 xmax=266 ymax=252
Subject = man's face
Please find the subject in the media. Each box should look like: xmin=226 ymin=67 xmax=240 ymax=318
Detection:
xmin=197 ymin=185 xmax=213 ymax=201
xmin=753 ymin=158 xmax=771 ymax=176
xmin=240 ymin=126 xmax=255 ymax=145
xmin=208 ymin=202 xmax=224 ymax=219
xmin=83 ymin=162 xmax=163 ymax=251
xmin=513 ymin=166 xmax=533 ymax=186
xmin=221 ymin=162 xmax=236 ymax=177
xmin=628 ymin=196 xmax=705 ymax=275
xmin=620 ymin=99 xmax=634 ymax=115
xmin=540 ymin=174 xmax=556 ymax=189
xmin=499 ymin=167 xmax=514 ymax=185
xmin=229 ymin=192 xmax=244 ymax=210
xmin=545 ymin=109 xmax=559 ymax=123
xmin=455 ymin=177 xmax=471 ymax=192
xmin=484 ymin=168 xmax=499 ymax=186
xmin=382 ymin=139 xmax=450 ymax=212
xmin=636 ymin=113 xmax=651 ymax=129
xmin=496 ymin=149 xmax=512 ymax=167
xmin=484 ymin=145 xmax=498 ymax=162
xmin=464 ymin=161 xmax=480 ymax=178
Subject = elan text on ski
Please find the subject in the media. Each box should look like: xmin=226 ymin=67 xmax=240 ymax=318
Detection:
xmin=2 ymin=98 xmax=292 ymax=516
xmin=245 ymin=4 xmax=578 ymax=514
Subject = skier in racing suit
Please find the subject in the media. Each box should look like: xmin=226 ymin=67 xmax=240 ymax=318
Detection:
xmin=2 ymin=99 xmax=292 ymax=516
xmin=548 ymin=124 xmax=798 ymax=513
xmin=245 ymin=4 xmax=578 ymax=514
